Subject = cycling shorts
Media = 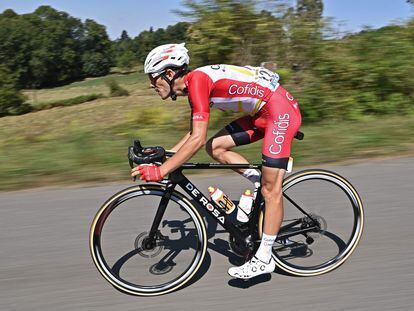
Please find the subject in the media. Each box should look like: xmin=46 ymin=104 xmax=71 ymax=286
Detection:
xmin=225 ymin=86 xmax=302 ymax=169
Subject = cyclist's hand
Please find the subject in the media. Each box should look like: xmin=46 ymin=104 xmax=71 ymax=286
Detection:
xmin=132 ymin=164 xmax=163 ymax=182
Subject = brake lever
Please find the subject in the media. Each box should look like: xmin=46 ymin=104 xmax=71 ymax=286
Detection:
xmin=128 ymin=146 xmax=137 ymax=181
xmin=133 ymin=140 xmax=143 ymax=153
xmin=128 ymin=146 xmax=135 ymax=169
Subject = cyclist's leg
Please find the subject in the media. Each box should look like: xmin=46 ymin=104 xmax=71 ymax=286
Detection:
xmin=205 ymin=115 xmax=263 ymax=176
xmin=227 ymin=166 xmax=286 ymax=279
xmin=257 ymin=86 xmax=302 ymax=262
xmin=229 ymin=87 xmax=302 ymax=278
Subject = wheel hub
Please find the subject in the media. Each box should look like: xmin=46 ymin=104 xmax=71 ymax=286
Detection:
xmin=303 ymin=214 xmax=327 ymax=243
xmin=134 ymin=231 xmax=163 ymax=258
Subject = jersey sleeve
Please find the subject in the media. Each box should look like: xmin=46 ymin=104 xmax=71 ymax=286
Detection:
xmin=187 ymin=71 xmax=213 ymax=122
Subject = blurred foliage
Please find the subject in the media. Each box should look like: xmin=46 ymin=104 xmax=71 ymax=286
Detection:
xmin=1 ymin=92 xmax=414 ymax=190
xmin=106 ymin=79 xmax=130 ymax=97
xmin=1 ymin=1 xmax=413 ymax=190
xmin=0 ymin=6 xmax=189 ymax=105
xmin=177 ymin=0 xmax=414 ymax=123
xmin=177 ymin=0 xmax=284 ymax=65
xmin=298 ymin=22 xmax=414 ymax=121
xmin=81 ymin=19 xmax=113 ymax=77
xmin=0 ymin=1 xmax=412 ymax=122
xmin=130 ymin=22 xmax=190 ymax=62
xmin=0 ymin=6 xmax=112 ymax=88
xmin=0 ymin=65 xmax=30 ymax=116
xmin=34 ymin=93 xmax=104 ymax=111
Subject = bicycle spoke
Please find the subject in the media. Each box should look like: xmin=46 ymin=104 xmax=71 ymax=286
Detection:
xmin=90 ymin=185 xmax=207 ymax=295
xmin=270 ymin=170 xmax=364 ymax=276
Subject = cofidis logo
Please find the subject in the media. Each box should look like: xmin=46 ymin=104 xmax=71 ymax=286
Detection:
xmin=229 ymin=83 xmax=265 ymax=97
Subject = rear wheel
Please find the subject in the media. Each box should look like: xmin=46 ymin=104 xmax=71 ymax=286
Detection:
xmin=90 ymin=184 xmax=207 ymax=296
xmin=261 ymin=169 xmax=364 ymax=276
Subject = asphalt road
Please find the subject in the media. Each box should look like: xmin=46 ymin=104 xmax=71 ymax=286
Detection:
xmin=1 ymin=157 xmax=414 ymax=311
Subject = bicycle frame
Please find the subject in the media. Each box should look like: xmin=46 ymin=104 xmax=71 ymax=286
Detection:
xmin=146 ymin=163 xmax=262 ymax=248
xmin=146 ymin=162 xmax=320 ymax=251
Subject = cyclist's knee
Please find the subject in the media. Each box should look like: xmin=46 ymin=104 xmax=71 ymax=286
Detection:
xmin=261 ymin=181 xmax=283 ymax=201
xmin=206 ymin=137 xmax=225 ymax=160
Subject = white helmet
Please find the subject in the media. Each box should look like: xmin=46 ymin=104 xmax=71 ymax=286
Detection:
xmin=144 ymin=43 xmax=190 ymax=77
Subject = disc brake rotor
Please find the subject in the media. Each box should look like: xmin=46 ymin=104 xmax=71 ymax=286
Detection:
xmin=134 ymin=231 xmax=163 ymax=258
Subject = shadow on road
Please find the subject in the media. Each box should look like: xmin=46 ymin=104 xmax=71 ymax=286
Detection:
xmin=106 ymin=198 xmax=349 ymax=295
xmin=228 ymin=274 xmax=272 ymax=289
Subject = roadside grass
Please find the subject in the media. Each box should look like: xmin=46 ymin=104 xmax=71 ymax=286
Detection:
xmin=23 ymin=71 xmax=148 ymax=105
xmin=33 ymin=93 xmax=105 ymax=111
xmin=2 ymin=73 xmax=414 ymax=190
xmin=1 ymin=86 xmax=414 ymax=191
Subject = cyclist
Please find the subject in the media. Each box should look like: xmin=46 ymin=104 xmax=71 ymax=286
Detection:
xmin=131 ymin=43 xmax=302 ymax=279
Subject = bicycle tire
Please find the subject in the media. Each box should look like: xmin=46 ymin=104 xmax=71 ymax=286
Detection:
xmin=259 ymin=169 xmax=364 ymax=276
xmin=90 ymin=184 xmax=207 ymax=296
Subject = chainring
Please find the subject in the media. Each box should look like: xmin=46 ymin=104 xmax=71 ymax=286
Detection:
xmin=229 ymin=234 xmax=251 ymax=257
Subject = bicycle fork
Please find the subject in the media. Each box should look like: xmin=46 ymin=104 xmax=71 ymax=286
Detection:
xmin=143 ymin=183 xmax=176 ymax=249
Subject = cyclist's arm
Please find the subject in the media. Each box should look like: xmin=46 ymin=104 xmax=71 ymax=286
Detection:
xmin=169 ymin=131 xmax=191 ymax=152
xmin=160 ymin=70 xmax=212 ymax=176
xmin=160 ymin=121 xmax=208 ymax=176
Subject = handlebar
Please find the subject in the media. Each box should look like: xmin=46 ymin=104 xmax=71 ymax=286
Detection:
xmin=128 ymin=131 xmax=304 ymax=169
xmin=128 ymin=140 xmax=166 ymax=168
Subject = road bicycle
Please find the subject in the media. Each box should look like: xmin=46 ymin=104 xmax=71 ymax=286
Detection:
xmin=90 ymin=133 xmax=364 ymax=296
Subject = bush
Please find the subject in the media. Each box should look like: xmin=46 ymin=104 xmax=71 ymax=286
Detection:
xmin=106 ymin=79 xmax=129 ymax=97
xmin=0 ymin=65 xmax=31 ymax=117
xmin=82 ymin=52 xmax=112 ymax=77
xmin=116 ymin=51 xmax=136 ymax=71
xmin=34 ymin=93 xmax=104 ymax=111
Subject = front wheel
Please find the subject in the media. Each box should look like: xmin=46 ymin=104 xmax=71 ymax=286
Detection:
xmin=90 ymin=184 xmax=207 ymax=296
xmin=268 ymin=169 xmax=364 ymax=276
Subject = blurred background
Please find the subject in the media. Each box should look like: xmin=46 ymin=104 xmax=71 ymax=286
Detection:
xmin=0 ymin=0 xmax=413 ymax=191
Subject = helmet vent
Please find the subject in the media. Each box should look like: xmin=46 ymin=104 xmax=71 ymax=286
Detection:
xmin=152 ymin=60 xmax=163 ymax=67
xmin=144 ymin=43 xmax=189 ymax=74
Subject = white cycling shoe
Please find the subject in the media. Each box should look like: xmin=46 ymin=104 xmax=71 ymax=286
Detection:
xmin=228 ymin=256 xmax=276 ymax=279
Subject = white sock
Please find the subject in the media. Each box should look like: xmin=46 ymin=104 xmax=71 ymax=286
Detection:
xmin=255 ymin=233 xmax=277 ymax=263
xmin=242 ymin=169 xmax=261 ymax=187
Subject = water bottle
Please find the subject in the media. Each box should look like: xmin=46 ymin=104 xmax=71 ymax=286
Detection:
xmin=236 ymin=189 xmax=254 ymax=223
xmin=208 ymin=186 xmax=236 ymax=214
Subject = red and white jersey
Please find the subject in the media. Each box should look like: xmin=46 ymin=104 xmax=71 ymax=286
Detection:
xmin=184 ymin=64 xmax=280 ymax=122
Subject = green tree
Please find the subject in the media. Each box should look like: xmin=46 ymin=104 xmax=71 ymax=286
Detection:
xmin=113 ymin=30 xmax=136 ymax=71
xmin=132 ymin=22 xmax=190 ymax=63
xmin=0 ymin=6 xmax=85 ymax=88
xmin=0 ymin=10 xmax=34 ymax=88
xmin=283 ymin=0 xmax=325 ymax=70
xmin=120 ymin=30 xmax=130 ymax=41
xmin=133 ymin=27 xmax=157 ymax=62
xmin=81 ymin=19 xmax=113 ymax=76
xmin=179 ymin=0 xmax=282 ymax=66
xmin=0 ymin=8 xmax=17 ymax=18
xmin=0 ymin=66 xmax=29 ymax=117
xmin=116 ymin=50 xmax=136 ymax=70
xmin=164 ymin=22 xmax=189 ymax=42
